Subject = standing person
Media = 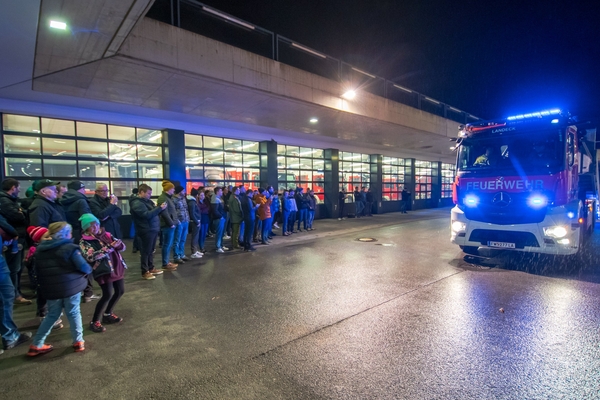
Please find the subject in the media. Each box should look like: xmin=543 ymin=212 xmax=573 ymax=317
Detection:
xmin=240 ymin=186 xmax=257 ymax=252
xmin=338 ymin=190 xmax=348 ymax=220
xmin=281 ymin=190 xmax=291 ymax=236
xmin=360 ymin=187 xmax=368 ymax=217
xmin=295 ymin=187 xmax=308 ymax=231
xmin=187 ymin=188 xmax=203 ymax=259
xmin=56 ymin=185 xmax=67 ymax=201
xmin=198 ymin=190 xmax=211 ymax=253
xmin=130 ymin=184 xmax=168 ymax=279
xmin=79 ymin=214 xmax=126 ymax=334
xmin=353 ymin=187 xmax=363 ymax=218
xmin=128 ymin=188 xmax=140 ymax=253
xmin=210 ymin=187 xmax=228 ymax=253
xmin=256 ymin=189 xmax=272 ymax=245
xmin=268 ymin=186 xmax=279 ymax=235
xmin=28 ymin=180 xmax=66 ymax=228
xmin=0 ymin=178 xmax=31 ymax=304
xmin=288 ymin=189 xmax=298 ymax=233
xmin=365 ymin=188 xmax=374 ymax=217
xmin=172 ymin=185 xmax=190 ymax=264
xmin=157 ymin=181 xmax=179 ymax=270
xmin=89 ymin=183 xmax=122 ymax=239
xmin=401 ymin=188 xmax=411 ymax=214
xmin=228 ymin=186 xmax=244 ymax=250
xmin=26 ymin=222 xmax=91 ymax=356
xmin=306 ymin=189 xmax=317 ymax=231
xmin=222 ymin=186 xmax=232 ymax=240
xmin=60 ymin=181 xmax=91 ymax=243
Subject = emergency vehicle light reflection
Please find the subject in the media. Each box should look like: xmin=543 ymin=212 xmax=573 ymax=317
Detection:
xmin=464 ymin=194 xmax=479 ymax=207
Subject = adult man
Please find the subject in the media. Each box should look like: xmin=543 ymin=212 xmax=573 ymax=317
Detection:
xmin=294 ymin=187 xmax=308 ymax=231
xmin=28 ymin=179 xmax=66 ymax=228
xmin=211 ymin=187 xmax=228 ymax=253
xmin=306 ymin=189 xmax=317 ymax=230
xmin=365 ymin=188 xmax=374 ymax=217
xmin=360 ymin=187 xmax=368 ymax=217
xmin=129 ymin=188 xmax=140 ymax=253
xmin=56 ymin=184 xmax=67 ymax=200
xmin=400 ymin=188 xmax=411 ymax=214
xmin=60 ymin=181 xmax=91 ymax=243
xmin=157 ymin=181 xmax=179 ymax=270
xmin=353 ymin=187 xmax=363 ymax=218
xmin=130 ymin=184 xmax=168 ymax=279
xmin=474 ymin=147 xmax=493 ymax=167
xmin=0 ymin=179 xmax=30 ymax=304
xmin=240 ymin=186 xmax=257 ymax=252
xmin=89 ymin=183 xmax=122 ymax=239
xmin=338 ymin=190 xmax=347 ymax=220
xmin=228 ymin=186 xmax=244 ymax=250
xmin=172 ymin=185 xmax=190 ymax=263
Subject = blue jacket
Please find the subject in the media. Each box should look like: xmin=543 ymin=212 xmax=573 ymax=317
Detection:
xmin=35 ymin=238 xmax=92 ymax=300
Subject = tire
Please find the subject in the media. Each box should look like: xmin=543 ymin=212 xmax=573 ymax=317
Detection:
xmin=460 ymin=245 xmax=479 ymax=255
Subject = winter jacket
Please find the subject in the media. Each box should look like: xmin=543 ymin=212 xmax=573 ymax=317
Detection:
xmin=0 ymin=191 xmax=27 ymax=238
xmin=60 ymin=189 xmax=91 ymax=240
xmin=307 ymin=194 xmax=317 ymax=210
xmin=210 ymin=196 xmax=225 ymax=220
xmin=198 ymin=197 xmax=211 ymax=224
xmin=270 ymin=194 xmax=280 ymax=214
xmin=366 ymin=191 xmax=374 ymax=202
xmin=80 ymin=231 xmax=126 ymax=284
xmin=187 ymin=196 xmax=201 ymax=225
xmin=295 ymin=191 xmax=309 ymax=210
xmin=282 ymin=195 xmax=293 ymax=212
xmin=228 ymin=194 xmax=244 ymax=224
xmin=241 ymin=193 xmax=257 ymax=221
xmin=353 ymin=191 xmax=361 ymax=202
xmin=35 ymin=238 xmax=92 ymax=300
xmin=173 ymin=194 xmax=190 ymax=223
xmin=0 ymin=214 xmax=18 ymax=239
xmin=89 ymin=194 xmax=123 ymax=239
xmin=255 ymin=194 xmax=272 ymax=221
xmin=157 ymin=192 xmax=178 ymax=228
xmin=130 ymin=197 xmax=163 ymax=233
xmin=28 ymin=195 xmax=66 ymax=228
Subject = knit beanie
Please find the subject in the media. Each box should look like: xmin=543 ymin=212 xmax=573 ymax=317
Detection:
xmin=79 ymin=213 xmax=100 ymax=231
xmin=27 ymin=226 xmax=48 ymax=243
xmin=47 ymin=222 xmax=71 ymax=240
xmin=25 ymin=187 xmax=34 ymax=198
xmin=174 ymin=185 xmax=184 ymax=194
xmin=162 ymin=181 xmax=175 ymax=191
xmin=190 ymin=188 xmax=199 ymax=197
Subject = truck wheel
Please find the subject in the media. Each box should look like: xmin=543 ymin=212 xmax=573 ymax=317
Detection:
xmin=460 ymin=246 xmax=479 ymax=255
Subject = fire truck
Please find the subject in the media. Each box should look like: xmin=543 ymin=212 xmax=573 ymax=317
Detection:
xmin=450 ymin=109 xmax=598 ymax=256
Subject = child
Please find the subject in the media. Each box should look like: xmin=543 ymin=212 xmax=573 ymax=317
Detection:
xmin=27 ymin=222 xmax=92 ymax=356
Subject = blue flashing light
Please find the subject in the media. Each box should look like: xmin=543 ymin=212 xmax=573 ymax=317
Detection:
xmin=507 ymin=109 xmax=561 ymax=121
xmin=464 ymin=194 xmax=479 ymax=207
xmin=527 ymin=194 xmax=548 ymax=209
xmin=567 ymin=212 xmax=575 ymax=219
xmin=551 ymin=119 xmax=559 ymax=124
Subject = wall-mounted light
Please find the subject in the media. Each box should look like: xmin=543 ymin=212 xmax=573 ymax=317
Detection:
xmin=309 ymin=118 xmax=318 ymax=123
xmin=50 ymin=20 xmax=67 ymax=30
xmin=342 ymin=90 xmax=356 ymax=100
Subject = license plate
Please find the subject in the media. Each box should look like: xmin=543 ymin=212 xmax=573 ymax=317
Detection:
xmin=487 ymin=241 xmax=515 ymax=248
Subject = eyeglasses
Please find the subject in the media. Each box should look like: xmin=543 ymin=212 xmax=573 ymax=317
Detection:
xmin=96 ymin=189 xmax=108 ymax=193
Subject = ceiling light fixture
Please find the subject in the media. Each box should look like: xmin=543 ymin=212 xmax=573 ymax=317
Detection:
xmin=342 ymin=90 xmax=356 ymax=100
xmin=309 ymin=118 xmax=318 ymax=123
xmin=49 ymin=20 xmax=67 ymax=30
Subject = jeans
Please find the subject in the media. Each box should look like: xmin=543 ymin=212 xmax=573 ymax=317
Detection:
xmin=355 ymin=201 xmax=364 ymax=216
xmin=307 ymin=210 xmax=315 ymax=228
xmin=282 ymin=211 xmax=290 ymax=233
xmin=261 ymin=218 xmax=272 ymax=243
xmin=199 ymin=222 xmax=209 ymax=251
xmin=288 ymin=211 xmax=296 ymax=232
xmin=238 ymin=221 xmax=245 ymax=245
xmin=0 ymin=257 xmax=19 ymax=347
xmin=174 ymin=221 xmax=189 ymax=259
xmin=297 ymin=209 xmax=307 ymax=230
xmin=138 ymin=230 xmax=158 ymax=274
xmin=213 ymin=218 xmax=225 ymax=249
xmin=161 ymin=226 xmax=176 ymax=265
xmin=5 ymin=247 xmax=23 ymax=298
xmin=243 ymin=217 xmax=255 ymax=249
xmin=33 ymin=292 xmax=83 ymax=346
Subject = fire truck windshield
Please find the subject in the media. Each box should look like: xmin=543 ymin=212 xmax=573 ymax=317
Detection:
xmin=457 ymin=129 xmax=564 ymax=174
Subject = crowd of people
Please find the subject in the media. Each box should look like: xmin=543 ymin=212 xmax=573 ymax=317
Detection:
xmin=0 ymin=178 xmax=321 ymax=356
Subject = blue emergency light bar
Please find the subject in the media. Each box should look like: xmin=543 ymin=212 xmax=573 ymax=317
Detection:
xmin=507 ymin=109 xmax=561 ymax=121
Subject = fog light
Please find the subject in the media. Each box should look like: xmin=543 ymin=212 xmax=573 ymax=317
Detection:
xmin=543 ymin=226 xmax=568 ymax=238
xmin=557 ymin=238 xmax=570 ymax=245
xmin=452 ymin=221 xmax=466 ymax=232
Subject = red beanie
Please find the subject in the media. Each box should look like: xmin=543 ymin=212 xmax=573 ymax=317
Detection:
xmin=27 ymin=226 xmax=48 ymax=243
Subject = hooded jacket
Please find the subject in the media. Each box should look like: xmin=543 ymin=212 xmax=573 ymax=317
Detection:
xmin=130 ymin=196 xmax=163 ymax=232
xmin=187 ymin=195 xmax=201 ymax=225
xmin=28 ymin=195 xmax=66 ymax=228
xmin=60 ymin=189 xmax=91 ymax=240
xmin=89 ymin=194 xmax=123 ymax=239
xmin=157 ymin=191 xmax=178 ymax=228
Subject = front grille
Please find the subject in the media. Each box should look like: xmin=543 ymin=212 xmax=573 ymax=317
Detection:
xmin=463 ymin=191 xmax=549 ymax=225
xmin=469 ymin=229 xmax=540 ymax=248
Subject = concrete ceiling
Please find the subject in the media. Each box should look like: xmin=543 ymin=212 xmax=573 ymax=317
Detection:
xmin=1 ymin=0 xmax=459 ymax=162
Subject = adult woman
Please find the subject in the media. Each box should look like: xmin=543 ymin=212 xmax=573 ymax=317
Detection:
xmin=79 ymin=213 xmax=126 ymax=333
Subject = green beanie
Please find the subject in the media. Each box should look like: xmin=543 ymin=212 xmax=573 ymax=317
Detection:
xmin=79 ymin=213 xmax=100 ymax=231
xmin=25 ymin=187 xmax=34 ymax=198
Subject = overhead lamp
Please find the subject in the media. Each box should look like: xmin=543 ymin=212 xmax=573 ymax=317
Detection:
xmin=50 ymin=20 xmax=67 ymax=30
xmin=309 ymin=118 xmax=318 ymax=123
xmin=342 ymin=90 xmax=356 ymax=100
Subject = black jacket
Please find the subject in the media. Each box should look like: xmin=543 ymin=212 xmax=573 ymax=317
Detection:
xmin=130 ymin=197 xmax=163 ymax=233
xmin=187 ymin=196 xmax=201 ymax=224
xmin=0 ymin=191 xmax=27 ymax=237
xmin=35 ymin=238 xmax=92 ymax=300
xmin=28 ymin=195 xmax=67 ymax=228
xmin=60 ymin=189 xmax=91 ymax=240
xmin=240 ymin=193 xmax=256 ymax=221
xmin=157 ymin=192 xmax=178 ymax=228
xmin=295 ymin=192 xmax=309 ymax=210
xmin=89 ymin=194 xmax=123 ymax=239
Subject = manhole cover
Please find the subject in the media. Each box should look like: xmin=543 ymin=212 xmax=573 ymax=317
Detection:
xmin=357 ymin=237 xmax=377 ymax=242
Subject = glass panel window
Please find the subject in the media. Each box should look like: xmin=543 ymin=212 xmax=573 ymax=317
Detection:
xmin=241 ymin=141 xmax=259 ymax=153
xmin=3 ymin=114 xmax=40 ymax=133
xmin=414 ymin=160 xmax=438 ymax=201
xmin=441 ymin=162 xmax=455 ymax=198
xmin=139 ymin=163 xmax=163 ymax=179
xmin=139 ymin=181 xmax=163 ymax=195
xmin=42 ymin=138 xmax=76 ymax=157
xmin=4 ymin=135 xmax=41 ymax=155
xmin=5 ymin=158 xmax=42 ymax=177
xmin=108 ymin=125 xmax=136 ymax=141
xmin=286 ymin=146 xmax=300 ymax=156
xmin=137 ymin=128 xmax=162 ymax=143
xmin=79 ymin=160 xmax=109 ymax=178
xmin=203 ymin=136 xmax=223 ymax=149
xmin=224 ymin=139 xmax=242 ymax=151
xmin=41 ymin=118 xmax=75 ymax=136
xmin=244 ymin=153 xmax=260 ymax=167
xmin=382 ymin=157 xmax=407 ymax=201
xmin=138 ymin=145 xmax=163 ymax=162
xmin=205 ymin=150 xmax=224 ymax=165
xmin=44 ymin=158 xmax=77 ymax=177
xmin=111 ymin=181 xmax=137 ymax=198
xmin=224 ymin=151 xmax=242 ymax=166
xmin=76 ymin=122 xmax=107 ymax=139
xmin=286 ymin=157 xmax=300 ymax=169
xmin=110 ymin=162 xmax=138 ymax=179
xmin=185 ymin=134 xmax=203 ymax=148
xmin=185 ymin=149 xmax=203 ymax=164
xmin=109 ymin=143 xmax=137 ymax=161
xmin=77 ymin=140 xmax=108 ymax=158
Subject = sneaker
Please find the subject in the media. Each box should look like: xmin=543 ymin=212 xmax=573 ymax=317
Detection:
xmin=142 ymin=272 xmax=156 ymax=280
xmin=199 ymin=249 xmax=206 ymax=254
xmin=174 ymin=258 xmax=185 ymax=264
xmin=191 ymin=252 xmax=203 ymax=259
xmin=83 ymin=294 xmax=101 ymax=302
xmin=27 ymin=344 xmax=53 ymax=357
xmin=148 ymin=269 xmax=164 ymax=275
xmin=89 ymin=321 xmax=106 ymax=333
xmin=14 ymin=296 xmax=32 ymax=305
xmin=102 ymin=313 xmax=123 ymax=324
xmin=273 ymin=223 xmax=280 ymax=229
xmin=162 ymin=263 xmax=178 ymax=271
xmin=4 ymin=332 xmax=32 ymax=350
xmin=52 ymin=318 xmax=63 ymax=330
xmin=73 ymin=341 xmax=85 ymax=352
xmin=338 ymin=218 xmax=342 ymax=220
xmin=181 ymin=256 xmax=190 ymax=261
xmin=215 ymin=248 xmax=224 ymax=253
xmin=221 ymin=246 xmax=229 ymax=251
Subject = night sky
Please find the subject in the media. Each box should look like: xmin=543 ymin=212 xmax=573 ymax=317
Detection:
xmin=198 ymin=0 xmax=599 ymax=122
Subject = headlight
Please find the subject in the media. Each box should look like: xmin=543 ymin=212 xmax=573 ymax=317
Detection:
xmin=464 ymin=194 xmax=479 ymax=207
xmin=451 ymin=220 xmax=466 ymax=232
xmin=543 ymin=226 xmax=568 ymax=238
xmin=527 ymin=194 xmax=548 ymax=209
